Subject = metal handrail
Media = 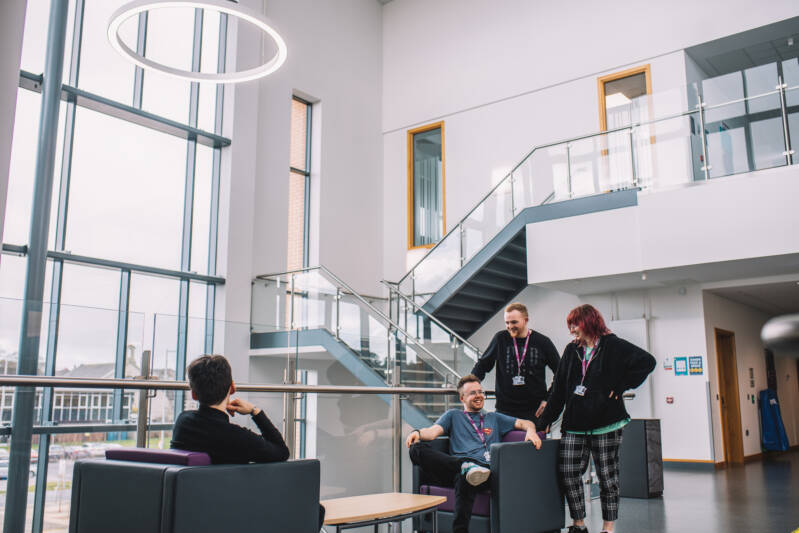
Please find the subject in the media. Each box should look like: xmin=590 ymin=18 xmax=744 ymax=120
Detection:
xmin=0 ymin=375 xmax=462 ymax=395
xmin=396 ymin=83 xmax=796 ymax=288
xmin=380 ymin=279 xmax=481 ymax=358
xmin=254 ymin=265 xmax=462 ymax=381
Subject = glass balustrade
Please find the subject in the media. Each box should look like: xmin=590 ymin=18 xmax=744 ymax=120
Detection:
xmin=252 ymin=268 xmax=462 ymax=410
xmin=0 ymin=293 xmax=456 ymax=532
xmin=397 ymin=65 xmax=799 ymax=304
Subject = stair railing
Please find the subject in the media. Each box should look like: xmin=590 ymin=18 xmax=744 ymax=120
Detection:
xmin=253 ymin=265 xmax=462 ymax=389
xmin=382 ymin=279 xmax=481 ymax=374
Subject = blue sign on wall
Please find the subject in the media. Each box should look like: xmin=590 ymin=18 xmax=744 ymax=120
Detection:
xmin=674 ymin=357 xmax=688 ymax=376
xmin=688 ymin=356 xmax=703 ymax=375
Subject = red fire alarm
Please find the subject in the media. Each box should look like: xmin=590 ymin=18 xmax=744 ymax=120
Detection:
xmin=666 ymin=396 xmax=674 ymax=404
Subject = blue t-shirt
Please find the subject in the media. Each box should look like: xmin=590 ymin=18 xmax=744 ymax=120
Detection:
xmin=435 ymin=409 xmax=517 ymax=463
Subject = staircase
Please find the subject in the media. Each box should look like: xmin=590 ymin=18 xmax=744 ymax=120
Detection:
xmin=250 ymin=267 xmax=461 ymax=425
xmin=403 ymin=191 xmax=638 ymax=339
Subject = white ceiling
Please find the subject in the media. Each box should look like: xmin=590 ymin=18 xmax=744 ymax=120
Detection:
xmin=686 ymin=16 xmax=799 ymax=76
xmin=536 ymin=253 xmax=799 ymax=317
xmin=708 ymin=281 xmax=799 ymax=316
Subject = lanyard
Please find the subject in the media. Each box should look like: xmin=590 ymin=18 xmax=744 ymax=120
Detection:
xmin=512 ymin=331 xmax=531 ymax=376
xmin=580 ymin=343 xmax=598 ymax=384
xmin=463 ymin=411 xmax=488 ymax=450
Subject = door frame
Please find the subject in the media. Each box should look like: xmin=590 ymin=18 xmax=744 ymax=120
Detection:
xmin=714 ymin=328 xmax=744 ymax=464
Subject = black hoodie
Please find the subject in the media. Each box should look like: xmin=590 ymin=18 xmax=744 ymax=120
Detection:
xmin=538 ymin=334 xmax=656 ymax=432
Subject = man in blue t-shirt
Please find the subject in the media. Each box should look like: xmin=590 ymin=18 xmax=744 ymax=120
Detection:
xmin=406 ymin=374 xmax=541 ymax=533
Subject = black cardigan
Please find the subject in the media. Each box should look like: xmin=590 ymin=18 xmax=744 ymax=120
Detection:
xmin=537 ymin=334 xmax=656 ymax=432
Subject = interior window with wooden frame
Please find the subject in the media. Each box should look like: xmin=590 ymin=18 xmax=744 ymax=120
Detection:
xmin=597 ymin=65 xmax=652 ymax=131
xmin=407 ymin=122 xmax=446 ymax=249
xmin=596 ymin=65 xmax=655 ymax=189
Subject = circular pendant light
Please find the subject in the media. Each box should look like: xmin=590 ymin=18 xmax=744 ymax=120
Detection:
xmin=108 ymin=0 xmax=287 ymax=83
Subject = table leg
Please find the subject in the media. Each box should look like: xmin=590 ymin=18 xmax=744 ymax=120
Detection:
xmin=432 ymin=509 xmax=438 ymax=533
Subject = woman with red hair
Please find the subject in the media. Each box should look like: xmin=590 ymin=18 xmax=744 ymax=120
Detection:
xmin=536 ymin=304 xmax=655 ymax=533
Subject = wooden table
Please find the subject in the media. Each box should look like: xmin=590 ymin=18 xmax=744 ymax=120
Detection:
xmin=321 ymin=492 xmax=446 ymax=532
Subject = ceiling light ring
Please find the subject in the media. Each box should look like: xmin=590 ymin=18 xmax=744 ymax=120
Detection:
xmin=108 ymin=0 xmax=287 ymax=84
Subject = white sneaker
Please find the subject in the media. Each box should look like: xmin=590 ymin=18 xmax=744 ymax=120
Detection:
xmin=460 ymin=462 xmax=490 ymax=486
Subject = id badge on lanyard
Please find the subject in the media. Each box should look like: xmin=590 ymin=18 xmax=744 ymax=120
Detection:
xmin=512 ymin=332 xmax=531 ymax=386
xmin=464 ymin=412 xmax=491 ymax=462
xmin=574 ymin=344 xmax=596 ymax=397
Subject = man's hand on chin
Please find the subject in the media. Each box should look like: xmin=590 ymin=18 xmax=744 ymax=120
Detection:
xmin=524 ymin=429 xmax=542 ymax=450
xmin=226 ymin=397 xmax=256 ymax=416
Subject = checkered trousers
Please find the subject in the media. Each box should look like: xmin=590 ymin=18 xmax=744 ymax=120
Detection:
xmin=558 ymin=429 xmax=624 ymax=522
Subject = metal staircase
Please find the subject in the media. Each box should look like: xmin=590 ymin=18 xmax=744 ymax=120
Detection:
xmin=404 ymin=191 xmax=637 ymax=339
xmin=250 ymin=266 xmax=461 ymax=425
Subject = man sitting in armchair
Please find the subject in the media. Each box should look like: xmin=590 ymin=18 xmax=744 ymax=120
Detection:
xmin=405 ymin=374 xmax=542 ymax=533
xmin=171 ymin=354 xmax=324 ymax=529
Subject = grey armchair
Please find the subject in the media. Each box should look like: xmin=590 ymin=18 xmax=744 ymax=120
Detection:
xmin=69 ymin=449 xmax=320 ymax=533
xmin=412 ymin=431 xmax=564 ymax=533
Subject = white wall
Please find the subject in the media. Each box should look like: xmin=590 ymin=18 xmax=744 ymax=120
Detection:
xmin=469 ymin=283 xmax=715 ymax=461
xmin=382 ymin=49 xmax=688 ymax=282
xmin=525 ymin=165 xmax=799 ymax=285
xmin=381 ymin=0 xmax=797 ymax=132
xmin=381 ymin=0 xmax=798 ymax=283
xmin=702 ymin=292 xmax=799 ymax=459
xmin=0 ymin=1 xmax=27 ymax=253
xmin=218 ymin=0 xmax=385 ymax=377
xmin=245 ymin=0 xmax=384 ymax=294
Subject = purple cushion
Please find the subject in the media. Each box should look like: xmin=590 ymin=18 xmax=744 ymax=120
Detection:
xmin=420 ymin=485 xmax=491 ymax=516
xmin=105 ymin=447 xmax=211 ymax=466
xmin=502 ymin=429 xmax=547 ymax=442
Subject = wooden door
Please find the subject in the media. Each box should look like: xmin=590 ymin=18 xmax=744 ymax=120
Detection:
xmin=715 ymin=329 xmax=744 ymax=464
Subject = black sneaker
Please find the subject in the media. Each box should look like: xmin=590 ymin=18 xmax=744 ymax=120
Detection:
xmin=566 ymin=526 xmax=588 ymax=533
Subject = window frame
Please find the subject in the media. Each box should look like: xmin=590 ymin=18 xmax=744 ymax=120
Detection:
xmin=406 ymin=121 xmax=446 ymax=250
xmin=597 ymin=64 xmax=652 ymax=132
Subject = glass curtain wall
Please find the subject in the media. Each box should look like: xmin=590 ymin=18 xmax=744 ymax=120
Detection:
xmin=0 ymin=1 xmax=229 ymax=531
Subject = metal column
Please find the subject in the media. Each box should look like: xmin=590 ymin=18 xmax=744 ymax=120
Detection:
xmin=136 ymin=350 xmax=153 ymax=448
xmin=174 ymin=9 xmax=204 ymax=419
xmin=696 ymin=97 xmax=711 ymax=180
xmin=4 ymin=2 xmax=69 ymax=532
xmin=777 ymin=76 xmax=795 ymax=166
xmin=204 ymin=13 xmax=228 ymax=354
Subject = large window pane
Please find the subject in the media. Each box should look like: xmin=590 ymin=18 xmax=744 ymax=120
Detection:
xmin=743 ymin=63 xmax=780 ymax=113
xmin=0 ymin=257 xmax=53 ymax=369
xmin=191 ymin=146 xmax=213 ymax=274
xmin=2 ymin=90 xmax=65 ymax=248
xmin=56 ymin=264 xmax=120 ymax=372
xmin=128 ymin=273 xmax=180 ymax=378
xmin=78 ymin=0 xmax=137 ymax=102
xmin=287 ymin=170 xmax=306 ymax=271
xmin=65 ymin=107 xmax=186 ymax=269
xmin=141 ymin=6 xmax=194 ymax=123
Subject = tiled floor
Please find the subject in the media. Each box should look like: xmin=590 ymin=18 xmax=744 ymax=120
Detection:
xmin=580 ymin=450 xmax=799 ymax=533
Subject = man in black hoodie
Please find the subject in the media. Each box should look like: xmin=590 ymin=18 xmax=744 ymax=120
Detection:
xmin=471 ymin=302 xmax=560 ymax=427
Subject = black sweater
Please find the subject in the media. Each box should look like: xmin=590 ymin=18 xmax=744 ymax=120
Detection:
xmin=171 ymin=405 xmax=290 ymax=464
xmin=471 ymin=329 xmax=560 ymax=416
xmin=538 ymin=334 xmax=656 ymax=432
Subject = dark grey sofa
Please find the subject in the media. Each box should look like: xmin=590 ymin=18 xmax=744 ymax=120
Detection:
xmin=69 ymin=455 xmax=321 ymax=533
